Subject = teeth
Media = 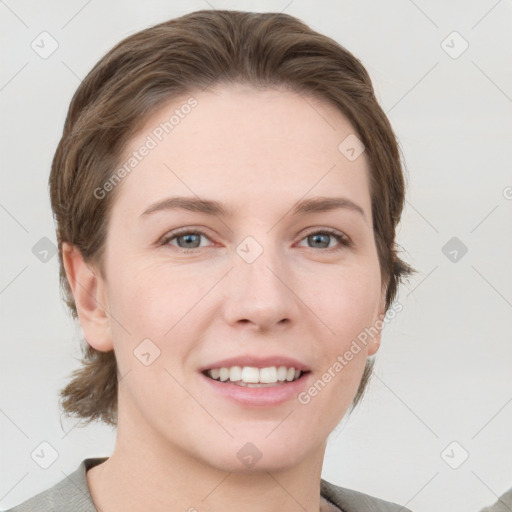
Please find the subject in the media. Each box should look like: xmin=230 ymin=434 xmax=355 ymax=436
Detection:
xmin=277 ymin=366 xmax=288 ymax=381
xmin=241 ymin=366 xmax=260 ymax=383
xmin=260 ymin=367 xmax=277 ymax=383
xmin=229 ymin=366 xmax=242 ymax=382
xmin=219 ymin=367 xmax=229 ymax=382
xmin=206 ymin=365 xmax=303 ymax=384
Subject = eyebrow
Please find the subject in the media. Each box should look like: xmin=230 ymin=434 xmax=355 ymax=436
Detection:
xmin=140 ymin=195 xmax=366 ymax=221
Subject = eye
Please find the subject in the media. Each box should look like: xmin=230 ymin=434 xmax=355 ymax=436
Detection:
xmin=160 ymin=229 xmax=213 ymax=250
xmin=297 ymin=229 xmax=352 ymax=251
xmin=159 ymin=227 xmax=351 ymax=253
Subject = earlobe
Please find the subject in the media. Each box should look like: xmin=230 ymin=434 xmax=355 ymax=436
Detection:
xmin=61 ymin=242 xmax=113 ymax=352
xmin=367 ymin=315 xmax=383 ymax=356
xmin=367 ymin=289 xmax=387 ymax=356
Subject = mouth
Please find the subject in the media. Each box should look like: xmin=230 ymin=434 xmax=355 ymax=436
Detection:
xmin=202 ymin=366 xmax=309 ymax=387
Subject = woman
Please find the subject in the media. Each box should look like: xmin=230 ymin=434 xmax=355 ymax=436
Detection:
xmin=7 ymin=10 xmax=414 ymax=512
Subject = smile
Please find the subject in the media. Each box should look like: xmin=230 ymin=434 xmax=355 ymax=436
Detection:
xmin=204 ymin=366 xmax=306 ymax=387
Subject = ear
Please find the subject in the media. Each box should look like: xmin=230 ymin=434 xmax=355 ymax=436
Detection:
xmin=61 ymin=242 xmax=113 ymax=352
xmin=367 ymin=286 xmax=387 ymax=356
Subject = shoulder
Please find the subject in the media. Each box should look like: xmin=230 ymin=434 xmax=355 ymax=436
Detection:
xmin=480 ymin=487 xmax=512 ymax=512
xmin=3 ymin=458 xmax=106 ymax=512
xmin=321 ymin=478 xmax=414 ymax=512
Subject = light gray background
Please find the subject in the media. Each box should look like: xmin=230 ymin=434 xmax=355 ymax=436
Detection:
xmin=1 ymin=1 xmax=511 ymax=511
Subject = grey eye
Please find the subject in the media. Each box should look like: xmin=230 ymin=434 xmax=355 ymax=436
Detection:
xmin=308 ymin=233 xmax=331 ymax=248
xmin=176 ymin=233 xmax=201 ymax=249
xmin=175 ymin=233 xmax=203 ymax=248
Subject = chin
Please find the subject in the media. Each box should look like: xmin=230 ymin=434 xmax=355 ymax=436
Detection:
xmin=195 ymin=435 xmax=316 ymax=475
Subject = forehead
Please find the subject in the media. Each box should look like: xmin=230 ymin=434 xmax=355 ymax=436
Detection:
xmin=111 ymin=84 xmax=371 ymax=220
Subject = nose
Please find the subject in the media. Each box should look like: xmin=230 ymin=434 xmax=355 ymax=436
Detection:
xmin=221 ymin=241 xmax=300 ymax=332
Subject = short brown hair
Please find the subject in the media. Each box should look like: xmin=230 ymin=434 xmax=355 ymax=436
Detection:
xmin=50 ymin=9 xmax=414 ymax=427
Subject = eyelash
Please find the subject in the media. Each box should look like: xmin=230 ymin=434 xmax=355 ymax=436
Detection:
xmin=159 ymin=227 xmax=352 ymax=253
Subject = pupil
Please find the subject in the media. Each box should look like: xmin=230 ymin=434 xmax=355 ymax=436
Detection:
xmin=180 ymin=234 xmax=200 ymax=248
xmin=177 ymin=233 xmax=331 ymax=249
xmin=310 ymin=234 xmax=328 ymax=248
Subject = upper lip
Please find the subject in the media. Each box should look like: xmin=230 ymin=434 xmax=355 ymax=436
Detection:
xmin=199 ymin=355 xmax=310 ymax=372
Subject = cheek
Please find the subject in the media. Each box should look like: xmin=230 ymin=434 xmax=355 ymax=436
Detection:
xmin=105 ymin=260 xmax=208 ymax=372
xmin=109 ymin=259 xmax=205 ymax=328
xmin=303 ymin=270 xmax=378 ymax=416
xmin=309 ymin=263 xmax=382 ymax=348
xmin=106 ymin=266 xmax=206 ymax=397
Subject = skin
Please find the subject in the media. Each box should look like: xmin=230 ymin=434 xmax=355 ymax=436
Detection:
xmin=63 ymin=83 xmax=386 ymax=512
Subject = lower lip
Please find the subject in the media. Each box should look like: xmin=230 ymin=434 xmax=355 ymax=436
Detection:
xmin=200 ymin=372 xmax=311 ymax=407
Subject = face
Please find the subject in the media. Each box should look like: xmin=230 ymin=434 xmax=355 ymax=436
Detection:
xmin=78 ymin=84 xmax=386 ymax=472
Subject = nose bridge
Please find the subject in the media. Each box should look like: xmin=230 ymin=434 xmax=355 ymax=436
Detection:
xmin=223 ymin=233 xmax=296 ymax=329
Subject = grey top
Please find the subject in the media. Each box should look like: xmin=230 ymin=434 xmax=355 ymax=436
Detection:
xmin=479 ymin=487 xmax=512 ymax=512
xmin=4 ymin=457 xmax=412 ymax=512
